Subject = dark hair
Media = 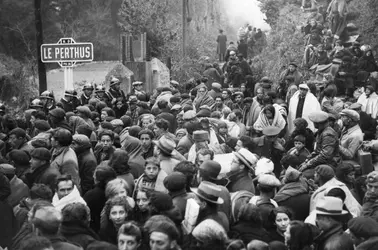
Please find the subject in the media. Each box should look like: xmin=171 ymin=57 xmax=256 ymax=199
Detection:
xmin=30 ymin=206 xmax=62 ymax=236
xmin=184 ymin=121 xmax=201 ymax=135
xmin=335 ymin=162 xmax=354 ymax=185
xmin=286 ymin=221 xmax=314 ymax=250
xmin=174 ymin=161 xmax=197 ymax=192
xmin=30 ymin=184 xmax=53 ymax=201
xmin=238 ymin=135 xmax=253 ymax=151
xmin=55 ymin=175 xmax=74 ymax=190
xmin=20 ymin=236 xmax=53 ymax=250
xmin=155 ymin=118 xmax=169 ymax=131
xmin=101 ymin=107 xmax=115 ymax=118
xmin=118 ymin=221 xmax=142 ymax=242
xmin=31 ymin=111 xmax=47 ymax=120
xmin=214 ymin=95 xmax=223 ymax=101
xmin=196 ymin=148 xmax=214 ymax=159
xmin=157 ymin=99 xmax=169 ymax=109
xmin=263 ymin=105 xmax=276 ymax=118
xmin=94 ymin=166 xmax=117 ymax=189
xmin=138 ymin=129 xmax=154 ymax=139
xmin=61 ymin=202 xmax=90 ymax=225
xmin=326 ymin=187 xmax=346 ymax=202
xmin=238 ymin=203 xmax=263 ymax=226
xmin=270 ymin=206 xmax=293 ymax=222
xmin=109 ymin=149 xmax=130 ymax=175
xmin=98 ymin=129 xmax=114 ymax=141
xmin=233 ymin=109 xmax=243 ymax=120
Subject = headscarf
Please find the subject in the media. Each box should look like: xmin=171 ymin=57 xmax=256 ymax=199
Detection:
xmin=193 ymin=83 xmax=215 ymax=111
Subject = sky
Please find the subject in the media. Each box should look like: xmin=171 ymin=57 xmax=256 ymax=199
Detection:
xmin=221 ymin=0 xmax=270 ymax=33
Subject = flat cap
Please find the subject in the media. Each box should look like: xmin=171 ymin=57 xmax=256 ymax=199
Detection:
xmin=211 ymin=82 xmax=222 ymax=89
xmin=110 ymin=119 xmax=124 ymax=127
xmin=348 ymin=217 xmax=378 ymax=238
xmin=340 ymin=109 xmax=360 ymax=121
xmin=299 ymin=83 xmax=309 ymax=90
xmin=367 ymin=171 xmax=378 ymax=184
xmin=34 ymin=120 xmax=51 ymax=132
xmin=76 ymin=106 xmax=92 ymax=117
xmin=31 ymin=147 xmax=51 ymax=161
xmin=9 ymin=128 xmax=26 ymax=138
xmin=183 ymin=110 xmax=196 ymax=121
xmin=258 ymin=174 xmax=281 ymax=187
xmin=262 ymin=126 xmax=281 ymax=136
xmin=0 ymin=164 xmax=15 ymax=175
xmin=163 ymin=172 xmax=187 ymax=192
xmin=49 ymin=108 xmax=66 ymax=119
xmin=193 ymin=130 xmax=209 ymax=142
xmin=315 ymin=165 xmax=335 ymax=180
xmin=308 ymin=111 xmax=329 ymax=123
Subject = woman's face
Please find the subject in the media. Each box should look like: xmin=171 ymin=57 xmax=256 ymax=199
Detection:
xmin=109 ymin=205 xmax=127 ymax=226
xmin=142 ymin=119 xmax=152 ymax=128
xmin=115 ymin=187 xmax=128 ymax=198
xmin=265 ymin=110 xmax=273 ymax=119
xmin=219 ymin=126 xmax=228 ymax=135
xmin=284 ymin=224 xmax=291 ymax=246
xmin=101 ymin=111 xmax=108 ymax=121
xmin=136 ymin=191 xmax=150 ymax=212
xmin=235 ymin=140 xmax=243 ymax=151
xmin=346 ymin=171 xmax=355 ymax=183
xmin=276 ymin=212 xmax=290 ymax=233
xmin=100 ymin=135 xmax=113 ymax=149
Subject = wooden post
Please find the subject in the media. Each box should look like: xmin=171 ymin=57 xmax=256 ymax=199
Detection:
xmin=34 ymin=0 xmax=47 ymax=93
xmin=182 ymin=0 xmax=187 ymax=57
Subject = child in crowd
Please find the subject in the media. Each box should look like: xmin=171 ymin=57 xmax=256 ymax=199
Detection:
xmin=281 ymin=135 xmax=310 ymax=169
xmin=134 ymin=157 xmax=168 ymax=195
xmin=94 ymin=129 xmax=116 ymax=164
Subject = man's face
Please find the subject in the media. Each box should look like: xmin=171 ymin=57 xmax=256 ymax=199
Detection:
xmin=367 ymin=182 xmax=378 ymax=195
xmin=153 ymin=125 xmax=163 ymax=138
xmin=235 ymin=140 xmax=243 ymax=151
xmin=8 ymin=134 xmax=23 ymax=149
xmin=365 ymin=88 xmax=372 ymax=97
xmin=198 ymin=88 xmax=206 ymax=97
xmin=100 ymin=135 xmax=113 ymax=149
xmin=215 ymin=98 xmax=223 ymax=106
xmin=140 ymin=134 xmax=152 ymax=149
xmin=145 ymin=164 xmax=159 ymax=180
xmin=222 ymin=91 xmax=228 ymax=99
xmin=135 ymin=84 xmax=143 ymax=91
xmin=288 ymin=65 xmax=296 ymax=72
xmin=56 ymin=180 xmax=74 ymax=199
xmin=235 ymin=95 xmax=242 ymax=103
xmin=112 ymin=83 xmax=121 ymax=91
xmin=71 ymin=140 xmax=80 ymax=152
xmin=150 ymin=232 xmax=172 ymax=250
xmin=299 ymin=88 xmax=308 ymax=97
xmin=197 ymin=153 xmax=211 ymax=167
xmin=101 ymin=111 xmax=108 ymax=121
xmin=314 ymin=171 xmax=320 ymax=185
xmin=265 ymin=135 xmax=277 ymax=143
xmin=84 ymin=89 xmax=93 ymax=96
xmin=241 ymin=85 xmax=246 ymax=92
xmin=340 ymin=115 xmax=351 ymax=127
xmin=30 ymin=157 xmax=45 ymax=171
xmin=231 ymin=156 xmax=242 ymax=172
xmin=294 ymin=141 xmax=305 ymax=151
xmin=118 ymin=234 xmax=140 ymax=250
xmin=256 ymin=90 xmax=264 ymax=101
xmin=65 ymin=95 xmax=73 ymax=102
xmin=316 ymin=214 xmax=333 ymax=232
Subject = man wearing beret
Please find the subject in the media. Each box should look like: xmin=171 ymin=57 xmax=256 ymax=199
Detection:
xmin=299 ymin=111 xmax=341 ymax=172
xmin=339 ymin=109 xmax=363 ymax=161
xmin=348 ymin=216 xmax=378 ymax=249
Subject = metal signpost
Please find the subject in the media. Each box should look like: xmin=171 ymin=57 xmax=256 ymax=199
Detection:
xmin=41 ymin=38 xmax=93 ymax=90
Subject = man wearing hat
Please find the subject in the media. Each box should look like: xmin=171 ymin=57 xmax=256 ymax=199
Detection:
xmin=348 ymin=216 xmax=378 ymax=249
xmin=299 ymin=111 xmax=340 ymax=171
xmin=169 ymin=80 xmax=180 ymax=93
xmin=226 ymin=148 xmax=257 ymax=193
xmin=108 ymin=76 xmax=126 ymax=103
xmin=279 ymin=62 xmax=303 ymax=87
xmin=187 ymin=130 xmax=221 ymax=163
xmin=314 ymin=196 xmax=353 ymax=249
xmin=309 ymin=164 xmax=361 ymax=217
xmin=231 ymin=91 xmax=244 ymax=110
xmin=58 ymin=90 xmax=78 ymax=113
xmin=199 ymin=160 xmax=231 ymax=218
xmin=208 ymin=82 xmax=222 ymax=100
xmin=350 ymin=102 xmax=377 ymax=140
xmin=94 ymin=84 xmax=112 ymax=107
xmin=7 ymin=149 xmax=30 ymax=180
xmin=287 ymin=82 xmax=321 ymax=133
xmin=131 ymin=81 xmax=149 ymax=102
xmin=357 ymin=85 xmax=378 ymax=119
xmin=361 ymin=171 xmax=378 ymax=221
xmin=80 ymin=82 xmax=94 ymax=105
xmin=25 ymin=148 xmax=60 ymax=191
xmin=164 ymin=172 xmax=196 ymax=217
xmin=176 ymin=121 xmax=201 ymax=157
xmin=0 ymin=163 xmax=29 ymax=207
xmin=339 ymin=109 xmax=363 ymax=161
xmin=191 ymin=181 xmax=229 ymax=231
xmin=48 ymin=108 xmax=73 ymax=133
xmin=221 ymin=89 xmax=233 ymax=108
xmin=154 ymin=136 xmax=180 ymax=175
xmin=8 ymin=128 xmax=33 ymax=155
xmin=251 ymin=126 xmax=285 ymax=177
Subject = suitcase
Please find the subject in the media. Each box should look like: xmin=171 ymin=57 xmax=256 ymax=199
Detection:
xmin=358 ymin=150 xmax=374 ymax=175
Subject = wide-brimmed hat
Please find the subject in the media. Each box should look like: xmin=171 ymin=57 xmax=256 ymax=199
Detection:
xmin=233 ymin=148 xmax=258 ymax=170
xmin=340 ymin=109 xmax=360 ymax=122
xmin=132 ymin=81 xmax=143 ymax=86
xmin=315 ymin=196 xmax=348 ymax=216
xmin=191 ymin=181 xmax=224 ymax=204
xmin=110 ymin=77 xmax=120 ymax=86
xmin=199 ymin=160 xmax=222 ymax=181
xmin=153 ymin=136 xmax=176 ymax=156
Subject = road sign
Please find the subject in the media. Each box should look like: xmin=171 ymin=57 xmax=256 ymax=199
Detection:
xmin=41 ymin=38 xmax=93 ymax=67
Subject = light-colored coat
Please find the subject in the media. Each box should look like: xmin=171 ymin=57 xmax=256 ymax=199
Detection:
xmin=339 ymin=125 xmax=363 ymax=161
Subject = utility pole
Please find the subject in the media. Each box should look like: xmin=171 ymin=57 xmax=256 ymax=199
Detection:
xmin=182 ymin=0 xmax=187 ymax=57
xmin=34 ymin=0 xmax=47 ymax=93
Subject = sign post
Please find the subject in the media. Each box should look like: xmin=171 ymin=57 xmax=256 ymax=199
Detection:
xmin=41 ymin=38 xmax=93 ymax=90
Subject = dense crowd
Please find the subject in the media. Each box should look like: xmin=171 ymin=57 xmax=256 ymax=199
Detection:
xmin=1 ymin=1 xmax=378 ymax=250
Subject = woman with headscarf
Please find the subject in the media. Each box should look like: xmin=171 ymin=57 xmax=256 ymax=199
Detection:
xmin=285 ymin=118 xmax=315 ymax=152
xmin=121 ymin=135 xmax=145 ymax=179
xmin=253 ymin=104 xmax=286 ymax=135
xmin=193 ymin=83 xmax=215 ymax=112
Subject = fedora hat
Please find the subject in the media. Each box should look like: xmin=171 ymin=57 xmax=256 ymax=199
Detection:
xmin=154 ymin=136 xmax=176 ymax=156
xmin=233 ymin=148 xmax=258 ymax=170
xmin=191 ymin=181 xmax=224 ymax=205
xmin=315 ymin=196 xmax=348 ymax=216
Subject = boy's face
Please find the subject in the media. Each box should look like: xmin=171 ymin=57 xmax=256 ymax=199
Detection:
xmin=294 ymin=141 xmax=304 ymax=151
xmin=100 ymin=135 xmax=113 ymax=149
xmin=145 ymin=164 xmax=159 ymax=179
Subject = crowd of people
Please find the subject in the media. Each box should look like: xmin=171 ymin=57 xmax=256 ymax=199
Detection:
xmin=0 ymin=1 xmax=378 ymax=250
